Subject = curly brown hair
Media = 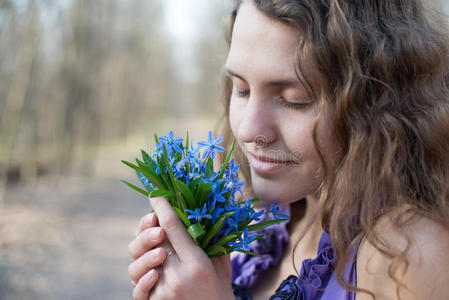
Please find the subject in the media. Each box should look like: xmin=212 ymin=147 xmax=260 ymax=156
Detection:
xmin=218 ymin=0 xmax=449 ymax=299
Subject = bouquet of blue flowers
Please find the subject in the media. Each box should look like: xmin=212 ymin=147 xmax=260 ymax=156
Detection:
xmin=122 ymin=131 xmax=288 ymax=257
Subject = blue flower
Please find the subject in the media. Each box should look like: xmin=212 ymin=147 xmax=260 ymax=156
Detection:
xmin=223 ymin=212 xmax=240 ymax=235
xmin=210 ymin=206 xmax=225 ymax=224
xmin=228 ymin=228 xmax=256 ymax=251
xmin=225 ymin=179 xmax=245 ymax=198
xmin=185 ymin=204 xmax=212 ymax=223
xmin=224 ymin=159 xmax=240 ymax=181
xmin=158 ymin=131 xmax=183 ymax=154
xmin=212 ymin=183 xmax=227 ymax=204
xmin=182 ymin=149 xmax=202 ymax=168
xmin=243 ymin=198 xmax=264 ymax=221
xmin=138 ymin=172 xmax=152 ymax=187
xmin=124 ymin=130 xmax=291 ymax=259
xmin=197 ymin=131 xmax=225 ymax=159
xmin=174 ymin=161 xmax=186 ymax=179
xmin=265 ymin=200 xmax=290 ymax=220
xmin=201 ymin=174 xmax=218 ymax=183
xmin=187 ymin=170 xmax=201 ymax=181
xmin=224 ymin=202 xmax=238 ymax=213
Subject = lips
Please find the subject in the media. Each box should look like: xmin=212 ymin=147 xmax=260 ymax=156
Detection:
xmin=247 ymin=152 xmax=293 ymax=174
xmin=250 ymin=153 xmax=292 ymax=164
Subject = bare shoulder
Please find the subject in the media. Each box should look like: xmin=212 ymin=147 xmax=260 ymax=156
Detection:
xmin=355 ymin=208 xmax=449 ymax=300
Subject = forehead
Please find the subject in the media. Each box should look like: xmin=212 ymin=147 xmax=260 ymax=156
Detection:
xmin=225 ymin=1 xmax=301 ymax=82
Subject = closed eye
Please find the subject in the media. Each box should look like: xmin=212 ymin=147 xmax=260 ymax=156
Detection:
xmin=278 ymin=97 xmax=309 ymax=110
xmin=237 ymin=89 xmax=250 ymax=97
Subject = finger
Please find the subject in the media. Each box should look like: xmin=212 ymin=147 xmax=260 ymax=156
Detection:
xmin=128 ymin=247 xmax=167 ymax=284
xmin=159 ymin=239 xmax=181 ymax=270
xmin=133 ymin=269 xmax=158 ymax=300
xmin=128 ymin=227 xmax=165 ymax=259
xmin=212 ymin=254 xmax=232 ymax=281
xmin=135 ymin=213 xmax=158 ymax=236
xmin=149 ymin=197 xmax=204 ymax=262
xmin=148 ymin=271 xmax=175 ymax=300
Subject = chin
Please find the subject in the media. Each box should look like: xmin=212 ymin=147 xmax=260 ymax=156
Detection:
xmin=251 ymin=179 xmax=299 ymax=206
xmin=250 ymin=171 xmax=315 ymax=206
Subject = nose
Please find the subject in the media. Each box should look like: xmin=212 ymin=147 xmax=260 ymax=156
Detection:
xmin=236 ymin=94 xmax=276 ymax=147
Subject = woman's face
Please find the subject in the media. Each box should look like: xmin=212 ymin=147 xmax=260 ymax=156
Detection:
xmin=226 ymin=0 xmax=339 ymax=205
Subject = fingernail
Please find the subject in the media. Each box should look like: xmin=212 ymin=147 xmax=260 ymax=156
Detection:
xmin=153 ymin=247 xmax=162 ymax=257
xmin=143 ymin=214 xmax=156 ymax=228
xmin=150 ymin=213 xmax=156 ymax=224
xmin=148 ymin=228 xmax=162 ymax=241
xmin=147 ymin=269 xmax=156 ymax=279
xmin=144 ymin=269 xmax=157 ymax=284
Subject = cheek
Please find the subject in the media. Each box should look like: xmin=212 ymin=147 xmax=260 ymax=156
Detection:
xmin=229 ymin=98 xmax=241 ymax=137
xmin=282 ymin=119 xmax=314 ymax=159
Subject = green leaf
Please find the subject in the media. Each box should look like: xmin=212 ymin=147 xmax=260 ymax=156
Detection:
xmin=140 ymin=149 xmax=160 ymax=170
xmin=188 ymin=177 xmax=201 ymax=191
xmin=218 ymin=139 xmax=236 ymax=178
xmin=161 ymin=144 xmax=185 ymax=209
xmin=252 ymin=232 xmax=264 ymax=242
xmin=205 ymin=245 xmax=227 ymax=257
xmin=156 ymin=156 xmax=172 ymax=191
xmin=154 ymin=133 xmax=160 ymax=145
xmin=173 ymin=207 xmax=192 ymax=227
xmin=246 ymin=218 xmax=289 ymax=231
xmin=134 ymin=159 xmax=167 ymax=190
xmin=195 ymin=181 xmax=212 ymax=208
xmin=235 ymin=249 xmax=262 ymax=257
xmin=121 ymin=180 xmax=149 ymax=197
xmin=122 ymin=160 xmax=158 ymax=191
xmin=201 ymin=211 xmax=235 ymax=249
xmin=184 ymin=132 xmax=191 ymax=174
xmin=122 ymin=159 xmax=140 ymax=171
xmin=205 ymin=157 xmax=214 ymax=178
xmin=237 ymin=220 xmax=252 ymax=231
xmin=188 ymin=223 xmax=206 ymax=241
xmin=140 ymin=149 xmax=151 ymax=164
xmin=135 ymin=169 xmax=154 ymax=193
xmin=175 ymin=179 xmax=196 ymax=209
xmin=149 ymin=189 xmax=174 ymax=198
xmin=161 ymin=144 xmax=173 ymax=178
xmin=214 ymin=232 xmax=240 ymax=247
xmin=250 ymin=197 xmax=260 ymax=204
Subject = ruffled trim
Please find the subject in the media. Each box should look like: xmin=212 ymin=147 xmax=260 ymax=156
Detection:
xmin=231 ymin=204 xmax=341 ymax=300
xmin=231 ymin=204 xmax=291 ymax=288
xmin=269 ymin=231 xmax=335 ymax=300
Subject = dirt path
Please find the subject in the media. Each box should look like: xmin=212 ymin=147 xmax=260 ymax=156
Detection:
xmin=0 ymin=175 xmax=149 ymax=300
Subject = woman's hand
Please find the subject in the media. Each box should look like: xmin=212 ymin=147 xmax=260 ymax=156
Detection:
xmin=128 ymin=210 xmax=168 ymax=296
xmin=135 ymin=196 xmax=234 ymax=300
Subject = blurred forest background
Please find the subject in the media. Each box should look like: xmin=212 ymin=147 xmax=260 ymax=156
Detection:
xmin=0 ymin=0 xmax=231 ymax=299
xmin=0 ymin=0 xmax=230 ymax=193
xmin=0 ymin=0 xmax=447 ymax=299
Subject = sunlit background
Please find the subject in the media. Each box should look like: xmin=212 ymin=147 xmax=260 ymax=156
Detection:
xmin=0 ymin=0 xmax=447 ymax=299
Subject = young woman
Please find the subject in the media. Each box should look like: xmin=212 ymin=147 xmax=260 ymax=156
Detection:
xmin=127 ymin=0 xmax=449 ymax=299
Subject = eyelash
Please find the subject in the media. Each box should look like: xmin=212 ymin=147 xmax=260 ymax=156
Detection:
xmin=279 ymin=98 xmax=308 ymax=110
xmin=236 ymin=89 xmax=250 ymax=97
xmin=234 ymin=89 xmax=307 ymax=110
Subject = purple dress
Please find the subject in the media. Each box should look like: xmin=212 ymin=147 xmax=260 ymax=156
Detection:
xmin=231 ymin=204 xmax=360 ymax=300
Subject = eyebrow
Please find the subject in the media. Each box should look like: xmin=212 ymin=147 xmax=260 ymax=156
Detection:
xmin=224 ymin=67 xmax=301 ymax=87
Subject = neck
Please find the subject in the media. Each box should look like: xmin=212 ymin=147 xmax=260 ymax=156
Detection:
xmin=288 ymin=193 xmax=324 ymax=259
